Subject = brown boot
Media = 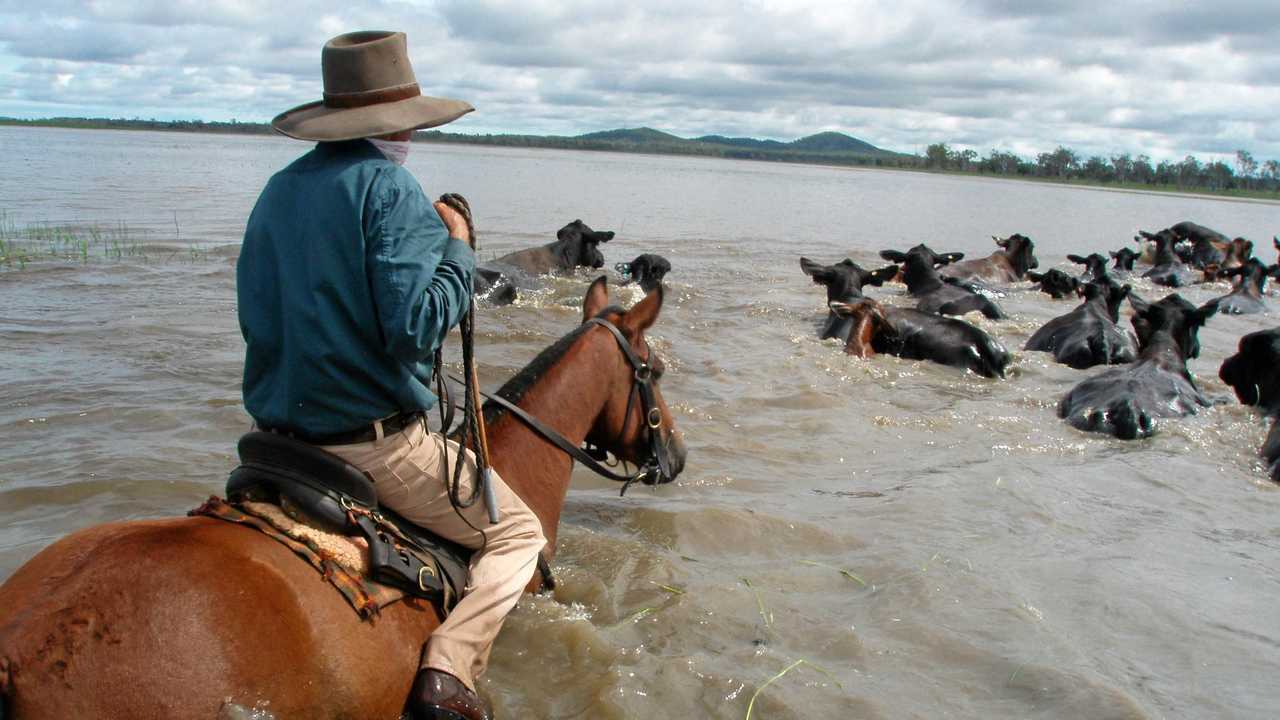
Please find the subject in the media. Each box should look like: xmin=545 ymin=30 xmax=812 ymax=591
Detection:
xmin=407 ymin=668 xmax=493 ymax=720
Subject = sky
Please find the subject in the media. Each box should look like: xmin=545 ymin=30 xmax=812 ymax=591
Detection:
xmin=1 ymin=0 xmax=1278 ymax=163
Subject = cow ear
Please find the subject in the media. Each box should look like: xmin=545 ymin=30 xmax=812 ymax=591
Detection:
xmin=1127 ymin=293 xmax=1151 ymax=314
xmin=1067 ymin=254 xmax=1087 ymax=264
xmin=828 ymin=301 xmax=854 ymax=317
xmin=880 ymin=249 xmax=908 ymax=263
xmin=582 ymin=276 xmax=610 ymax=322
xmin=1195 ymin=300 xmax=1219 ymax=325
xmin=799 ymin=257 xmax=824 ymax=276
xmin=993 ymin=235 xmax=1009 ymax=248
xmin=940 ymin=252 xmax=964 ymax=265
xmin=1028 ymin=271 xmax=1044 ymax=282
xmin=867 ymin=265 xmax=898 ymax=286
xmin=597 ymin=231 xmax=615 ymax=243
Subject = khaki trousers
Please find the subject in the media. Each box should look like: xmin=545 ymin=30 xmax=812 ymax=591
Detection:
xmin=323 ymin=420 xmax=546 ymax=692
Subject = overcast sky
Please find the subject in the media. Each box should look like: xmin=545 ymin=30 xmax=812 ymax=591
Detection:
xmin=1 ymin=0 xmax=1278 ymax=162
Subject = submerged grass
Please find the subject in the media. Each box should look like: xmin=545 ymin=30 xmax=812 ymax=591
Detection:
xmin=741 ymin=577 xmax=773 ymax=629
xmin=743 ymin=658 xmax=843 ymax=720
xmin=799 ymin=559 xmax=868 ymax=587
xmin=0 ymin=211 xmax=210 ymax=270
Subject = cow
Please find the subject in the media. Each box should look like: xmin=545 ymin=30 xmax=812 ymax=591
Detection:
xmin=1025 ymin=277 xmax=1137 ymax=369
xmin=939 ymin=233 xmax=1039 ymax=283
xmin=879 ymin=244 xmax=1006 ymax=319
xmin=800 ymin=257 xmax=899 ymax=340
xmin=828 ymin=298 xmax=1010 ymax=377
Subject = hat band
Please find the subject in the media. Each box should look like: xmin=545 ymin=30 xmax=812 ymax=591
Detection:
xmin=322 ymin=82 xmax=422 ymax=109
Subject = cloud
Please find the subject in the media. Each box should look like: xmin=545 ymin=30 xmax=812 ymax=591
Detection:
xmin=0 ymin=0 xmax=1276 ymax=162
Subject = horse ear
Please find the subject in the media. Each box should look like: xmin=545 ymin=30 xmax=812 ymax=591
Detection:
xmin=582 ymin=275 xmax=610 ymax=322
xmin=880 ymin=249 xmax=908 ymax=263
xmin=620 ymin=284 xmax=664 ymax=335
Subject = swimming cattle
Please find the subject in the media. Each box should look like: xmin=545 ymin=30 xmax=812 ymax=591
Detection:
xmin=617 ymin=253 xmax=672 ymax=293
xmin=473 ymin=219 xmax=617 ymax=306
xmin=1027 ymin=269 xmax=1080 ymax=299
xmin=879 ymin=245 xmax=1006 ymax=319
xmin=1068 ymin=253 xmax=1109 ymax=282
xmin=1206 ymin=258 xmax=1274 ymax=315
xmin=1057 ymin=293 xmax=1216 ymax=439
xmin=1139 ymin=229 xmax=1196 ymax=287
xmin=1025 ymin=278 xmax=1137 ymax=369
xmin=491 ymin=219 xmax=614 ymax=275
xmin=1219 ymin=327 xmax=1280 ymax=482
xmin=800 ymin=257 xmax=899 ymax=340
xmin=939 ymin=234 xmax=1039 ymax=283
xmin=828 ymin=298 xmax=1010 ymax=377
xmin=1110 ymin=247 xmax=1140 ymax=273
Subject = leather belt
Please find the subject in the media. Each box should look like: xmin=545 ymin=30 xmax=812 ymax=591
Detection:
xmin=260 ymin=411 xmax=423 ymax=447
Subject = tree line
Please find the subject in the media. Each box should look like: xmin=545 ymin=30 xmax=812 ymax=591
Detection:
xmin=923 ymin=143 xmax=1279 ymax=194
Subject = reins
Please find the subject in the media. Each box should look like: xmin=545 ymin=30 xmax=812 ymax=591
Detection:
xmin=432 ymin=193 xmax=500 ymax=524
xmin=448 ymin=317 xmax=672 ymax=497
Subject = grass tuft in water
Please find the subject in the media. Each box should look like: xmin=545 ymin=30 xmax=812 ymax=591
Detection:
xmin=0 ymin=211 xmax=211 ymax=269
xmin=741 ymin=577 xmax=773 ymax=629
xmin=743 ymin=658 xmax=842 ymax=720
xmin=799 ymin=559 xmax=868 ymax=587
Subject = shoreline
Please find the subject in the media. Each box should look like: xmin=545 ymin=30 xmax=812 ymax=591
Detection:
xmin=4 ymin=120 xmax=1279 ymax=206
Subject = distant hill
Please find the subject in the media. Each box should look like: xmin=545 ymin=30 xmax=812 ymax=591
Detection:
xmin=577 ymin=127 xmax=688 ymax=144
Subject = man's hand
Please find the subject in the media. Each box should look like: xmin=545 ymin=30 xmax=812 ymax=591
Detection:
xmin=434 ymin=201 xmax=472 ymax=247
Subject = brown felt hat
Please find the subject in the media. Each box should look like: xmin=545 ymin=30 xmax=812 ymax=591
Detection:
xmin=272 ymin=30 xmax=473 ymax=142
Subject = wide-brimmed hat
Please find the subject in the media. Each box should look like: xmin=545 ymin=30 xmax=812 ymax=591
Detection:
xmin=272 ymin=30 xmax=473 ymax=142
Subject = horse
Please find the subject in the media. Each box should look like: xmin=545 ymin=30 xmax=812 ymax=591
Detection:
xmin=0 ymin=277 xmax=687 ymax=719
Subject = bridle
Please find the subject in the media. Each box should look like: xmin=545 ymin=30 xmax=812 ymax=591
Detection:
xmin=455 ymin=317 xmax=674 ymax=496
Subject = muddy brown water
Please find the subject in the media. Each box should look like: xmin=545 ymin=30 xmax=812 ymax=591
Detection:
xmin=2 ymin=126 xmax=1279 ymax=718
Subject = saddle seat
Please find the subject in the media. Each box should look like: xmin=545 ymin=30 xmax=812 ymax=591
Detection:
xmin=226 ymin=431 xmax=470 ymax=610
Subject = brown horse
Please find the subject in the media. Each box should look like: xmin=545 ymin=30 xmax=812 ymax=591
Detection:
xmin=0 ymin=277 xmax=686 ymax=719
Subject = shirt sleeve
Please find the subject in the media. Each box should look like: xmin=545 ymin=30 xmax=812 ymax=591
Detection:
xmin=365 ymin=167 xmax=475 ymax=363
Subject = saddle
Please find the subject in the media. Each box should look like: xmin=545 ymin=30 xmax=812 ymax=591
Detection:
xmin=223 ymin=431 xmax=471 ymax=615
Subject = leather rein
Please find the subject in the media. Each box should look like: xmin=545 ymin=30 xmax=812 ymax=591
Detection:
xmin=450 ymin=317 xmax=672 ymax=496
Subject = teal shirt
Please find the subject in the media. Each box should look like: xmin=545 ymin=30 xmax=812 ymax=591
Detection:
xmin=237 ymin=140 xmax=474 ymax=436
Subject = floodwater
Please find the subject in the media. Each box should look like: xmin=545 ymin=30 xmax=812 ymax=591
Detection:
xmin=2 ymin=126 xmax=1279 ymax=718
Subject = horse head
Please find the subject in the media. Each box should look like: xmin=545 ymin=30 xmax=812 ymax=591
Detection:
xmin=580 ymin=276 xmax=686 ymax=485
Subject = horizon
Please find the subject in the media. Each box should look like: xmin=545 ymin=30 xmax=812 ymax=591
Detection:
xmin=1 ymin=2 xmax=1277 ymax=165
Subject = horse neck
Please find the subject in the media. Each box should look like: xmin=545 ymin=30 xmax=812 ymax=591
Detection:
xmin=484 ymin=328 xmax=623 ymax=554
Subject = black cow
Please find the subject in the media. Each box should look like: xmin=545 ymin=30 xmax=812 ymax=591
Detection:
xmin=1058 ymin=293 xmax=1217 ymax=439
xmin=1068 ymin=253 xmax=1109 ymax=282
xmin=473 ymin=267 xmax=518 ymax=305
xmin=1027 ymin=269 xmax=1080 ymax=299
xmin=1025 ymin=278 xmax=1137 ymax=369
xmin=1110 ymin=247 xmax=1140 ymax=273
xmin=491 ymin=219 xmax=613 ymax=275
xmin=1219 ymin=328 xmax=1280 ymax=482
xmin=1139 ymin=229 xmax=1196 ymax=287
xmin=829 ymin=298 xmax=1010 ymax=377
xmin=879 ymin=244 xmax=1006 ymax=319
xmin=939 ymin=233 xmax=1039 ymax=283
xmin=800 ymin=257 xmax=899 ymax=340
xmin=1206 ymin=258 xmax=1274 ymax=315
xmin=616 ymin=254 xmax=672 ymax=293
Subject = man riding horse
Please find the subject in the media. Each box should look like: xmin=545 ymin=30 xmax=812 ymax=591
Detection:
xmin=238 ymin=30 xmax=543 ymax=720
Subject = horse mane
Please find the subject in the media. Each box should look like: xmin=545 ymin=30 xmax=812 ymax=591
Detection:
xmin=482 ymin=305 xmax=624 ymax=424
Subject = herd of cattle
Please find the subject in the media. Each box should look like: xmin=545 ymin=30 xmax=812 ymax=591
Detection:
xmin=798 ymin=221 xmax=1280 ymax=484
xmin=480 ymin=218 xmax=1277 ymax=484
